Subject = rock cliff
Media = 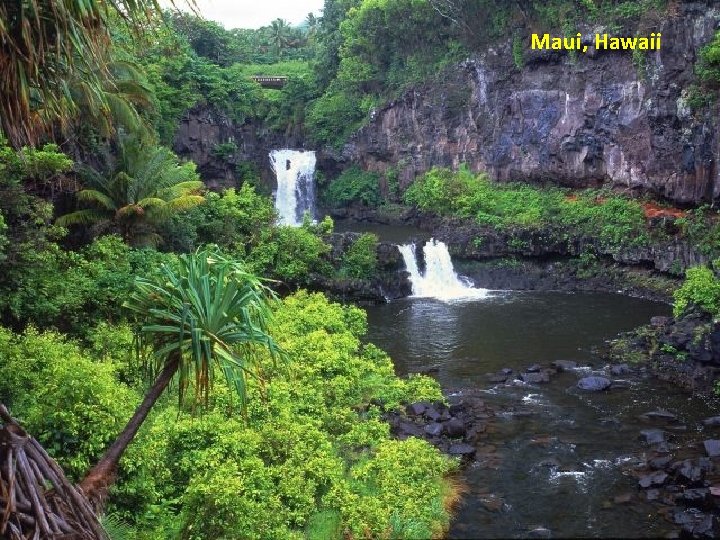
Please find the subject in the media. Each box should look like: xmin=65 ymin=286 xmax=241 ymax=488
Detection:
xmin=172 ymin=106 xmax=304 ymax=192
xmin=344 ymin=2 xmax=720 ymax=205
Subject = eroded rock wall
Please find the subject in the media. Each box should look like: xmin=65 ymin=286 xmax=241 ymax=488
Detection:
xmin=344 ymin=3 xmax=720 ymax=205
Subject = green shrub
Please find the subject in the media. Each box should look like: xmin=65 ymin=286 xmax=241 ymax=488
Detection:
xmin=0 ymin=327 xmax=138 ymax=480
xmin=340 ymin=233 xmax=379 ymax=279
xmin=405 ymin=166 xmax=649 ymax=250
xmin=673 ymin=265 xmax=720 ymax=317
xmin=247 ymin=224 xmax=332 ymax=284
xmin=162 ymin=185 xmax=277 ymax=253
xmin=1 ymin=235 xmax=173 ymax=335
xmin=110 ymin=291 xmax=451 ymax=539
xmin=323 ymin=166 xmax=382 ymax=208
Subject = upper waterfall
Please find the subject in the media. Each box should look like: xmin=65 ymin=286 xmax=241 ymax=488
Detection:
xmin=399 ymin=239 xmax=488 ymax=300
xmin=270 ymin=149 xmax=317 ymax=226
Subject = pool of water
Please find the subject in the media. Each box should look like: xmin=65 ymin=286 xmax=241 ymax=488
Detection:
xmin=332 ymin=219 xmax=428 ymax=244
xmin=364 ymin=292 xmax=716 ymax=538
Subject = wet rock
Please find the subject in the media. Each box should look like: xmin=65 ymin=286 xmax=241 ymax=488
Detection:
xmin=527 ymin=527 xmax=552 ymax=538
xmin=424 ymin=422 xmax=443 ymax=437
xmin=678 ymin=488 xmax=709 ymax=507
xmin=641 ymin=409 xmax=678 ymax=422
xmin=640 ymin=429 xmax=666 ymax=445
xmin=448 ymin=443 xmax=476 ymax=456
xmin=521 ymin=371 xmax=550 ymax=384
xmin=535 ymin=458 xmax=561 ymax=469
xmin=424 ymin=406 xmax=441 ymax=422
xmin=500 ymin=368 xmax=513 ymax=375
xmin=466 ymin=424 xmax=486 ymax=442
xmin=639 ymin=472 xmax=669 ymax=488
xmin=487 ymin=373 xmax=509 ymax=384
xmin=577 ymin=376 xmax=611 ymax=391
xmin=651 ymin=316 xmax=672 ymax=327
xmin=646 ymin=489 xmax=661 ymax=501
xmin=703 ymin=416 xmax=720 ymax=427
xmin=443 ymin=418 xmax=466 ymax=438
xmin=552 ymin=360 xmax=578 ymax=372
xmin=650 ymin=456 xmax=673 ymax=470
xmin=448 ymin=402 xmax=466 ymax=415
xmin=704 ymin=440 xmax=720 ymax=458
xmin=679 ymin=461 xmax=705 ymax=485
xmin=610 ymin=363 xmax=631 ymax=376
xmin=407 ymin=402 xmax=427 ymax=416
xmin=526 ymin=364 xmax=542 ymax=373
xmin=478 ymin=494 xmax=504 ymax=512
xmin=674 ymin=510 xmax=720 ymax=539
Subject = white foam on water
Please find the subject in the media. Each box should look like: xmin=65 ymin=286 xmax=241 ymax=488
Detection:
xmin=398 ymin=239 xmax=489 ymax=301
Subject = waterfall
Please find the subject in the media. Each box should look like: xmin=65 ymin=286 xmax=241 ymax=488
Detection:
xmin=399 ymin=239 xmax=488 ymax=300
xmin=270 ymin=149 xmax=317 ymax=226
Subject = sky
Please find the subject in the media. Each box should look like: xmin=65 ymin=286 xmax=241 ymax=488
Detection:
xmin=167 ymin=0 xmax=325 ymax=30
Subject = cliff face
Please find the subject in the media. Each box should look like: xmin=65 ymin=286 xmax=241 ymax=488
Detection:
xmin=344 ymin=3 xmax=720 ymax=205
xmin=172 ymin=107 xmax=304 ymax=192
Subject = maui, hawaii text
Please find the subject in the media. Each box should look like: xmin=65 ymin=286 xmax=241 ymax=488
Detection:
xmin=531 ymin=33 xmax=662 ymax=53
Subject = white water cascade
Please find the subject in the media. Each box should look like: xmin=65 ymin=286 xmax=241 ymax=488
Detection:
xmin=399 ymin=239 xmax=488 ymax=300
xmin=270 ymin=149 xmax=317 ymax=226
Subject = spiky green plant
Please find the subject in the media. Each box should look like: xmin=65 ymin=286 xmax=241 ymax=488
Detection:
xmin=57 ymin=133 xmax=205 ymax=246
xmin=0 ymin=1 xmax=194 ymax=147
xmin=79 ymin=246 xmax=284 ymax=503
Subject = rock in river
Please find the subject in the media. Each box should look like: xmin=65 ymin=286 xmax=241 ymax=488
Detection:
xmin=577 ymin=376 xmax=612 ymax=391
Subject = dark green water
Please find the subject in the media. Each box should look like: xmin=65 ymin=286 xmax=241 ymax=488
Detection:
xmin=364 ymin=293 xmax=716 ymax=538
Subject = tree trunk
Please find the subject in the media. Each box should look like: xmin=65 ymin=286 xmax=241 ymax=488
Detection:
xmin=79 ymin=354 xmax=179 ymax=506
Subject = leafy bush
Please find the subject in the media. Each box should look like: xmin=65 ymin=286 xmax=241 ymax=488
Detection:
xmin=110 ymin=291 xmax=452 ymax=539
xmin=323 ymin=166 xmax=382 ymax=208
xmin=1 ymin=235 xmax=173 ymax=335
xmin=405 ymin=166 xmax=649 ymax=250
xmin=247 ymin=224 xmax=333 ymax=285
xmin=162 ymin=185 xmax=277 ymax=252
xmin=673 ymin=265 xmax=720 ymax=317
xmin=0 ymin=327 xmax=138 ymax=480
xmin=340 ymin=233 xmax=379 ymax=279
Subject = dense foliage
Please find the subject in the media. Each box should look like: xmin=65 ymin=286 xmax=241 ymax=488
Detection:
xmin=0 ymin=292 xmax=455 ymax=539
xmin=321 ymin=166 xmax=381 ymax=207
xmin=673 ymin=265 xmax=720 ymax=318
xmin=404 ymin=165 xmax=650 ymax=251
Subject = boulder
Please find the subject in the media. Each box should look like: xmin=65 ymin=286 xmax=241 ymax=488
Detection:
xmin=443 ymin=418 xmax=466 ymax=438
xmin=704 ymin=440 xmax=720 ymax=458
xmin=448 ymin=443 xmax=476 ymax=456
xmin=521 ymin=371 xmax=550 ymax=384
xmin=552 ymin=360 xmax=578 ymax=372
xmin=640 ymin=429 xmax=666 ymax=445
xmin=577 ymin=376 xmax=611 ymax=391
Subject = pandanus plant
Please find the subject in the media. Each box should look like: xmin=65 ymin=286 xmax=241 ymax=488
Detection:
xmin=0 ymin=0 xmax=192 ymax=147
xmin=79 ymin=246 xmax=285 ymax=504
xmin=1 ymin=247 xmax=284 ymax=537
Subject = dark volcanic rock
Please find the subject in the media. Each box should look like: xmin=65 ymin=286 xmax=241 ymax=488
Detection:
xmin=639 ymin=472 xmax=669 ymax=488
xmin=443 ymin=418 xmax=466 ymax=438
xmin=640 ymin=429 xmax=666 ymax=445
xmin=407 ymin=402 xmax=427 ymax=416
xmin=704 ymin=440 xmax=720 ymax=458
xmin=577 ymin=376 xmax=612 ymax=391
xmin=448 ymin=443 xmax=476 ymax=456
xmin=346 ymin=5 xmax=720 ymax=207
xmin=703 ymin=416 xmax=720 ymax=427
xmin=424 ymin=422 xmax=443 ymax=437
xmin=521 ymin=371 xmax=551 ymax=384
xmin=552 ymin=360 xmax=578 ymax=372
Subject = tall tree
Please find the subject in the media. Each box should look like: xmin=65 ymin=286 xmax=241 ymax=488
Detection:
xmin=79 ymin=247 xmax=284 ymax=504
